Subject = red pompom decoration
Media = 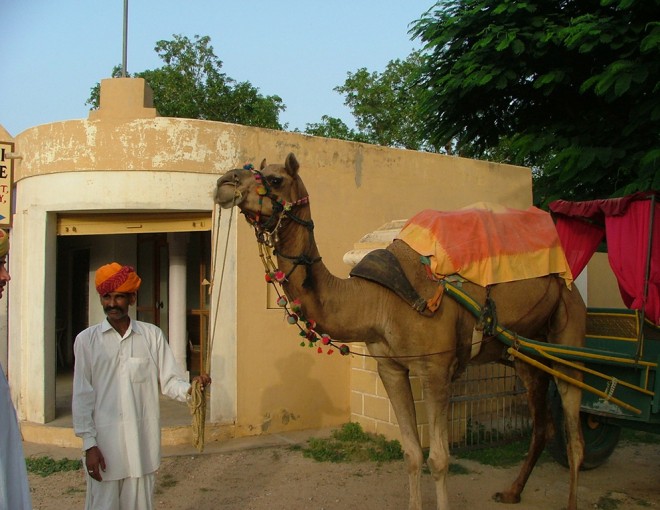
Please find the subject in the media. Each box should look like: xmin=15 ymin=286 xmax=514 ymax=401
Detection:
xmin=321 ymin=334 xmax=331 ymax=345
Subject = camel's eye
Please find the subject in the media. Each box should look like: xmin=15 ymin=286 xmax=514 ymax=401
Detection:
xmin=266 ymin=175 xmax=284 ymax=188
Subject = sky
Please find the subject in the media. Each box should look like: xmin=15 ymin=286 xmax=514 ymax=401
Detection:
xmin=1 ymin=0 xmax=433 ymax=136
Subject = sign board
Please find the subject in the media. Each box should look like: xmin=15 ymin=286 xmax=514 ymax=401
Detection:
xmin=0 ymin=142 xmax=13 ymax=227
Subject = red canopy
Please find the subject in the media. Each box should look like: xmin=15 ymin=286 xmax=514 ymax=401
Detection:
xmin=549 ymin=192 xmax=660 ymax=325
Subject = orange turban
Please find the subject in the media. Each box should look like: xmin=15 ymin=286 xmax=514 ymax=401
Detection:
xmin=0 ymin=229 xmax=8 ymax=258
xmin=95 ymin=263 xmax=142 ymax=295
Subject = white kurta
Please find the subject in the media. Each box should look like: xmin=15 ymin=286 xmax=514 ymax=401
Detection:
xmin=0 ymin=365 xmax=32 ymax=510
xmin=72 ymin=319 xmax=190 ymax=481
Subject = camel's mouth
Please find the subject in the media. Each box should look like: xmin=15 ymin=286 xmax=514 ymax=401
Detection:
xmin=214 ymin=182 xmax=244 ymax=209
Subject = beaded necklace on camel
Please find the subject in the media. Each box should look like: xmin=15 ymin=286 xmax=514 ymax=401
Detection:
xmin=242 ymin=164 xmax=350 ymax=356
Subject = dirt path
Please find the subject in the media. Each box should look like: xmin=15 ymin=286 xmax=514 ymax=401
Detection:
xmin=28 ymin=439 xmax=659 ymax=509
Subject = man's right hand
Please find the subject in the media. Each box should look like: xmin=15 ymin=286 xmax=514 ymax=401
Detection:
xmin=85 ymin=446 xmax=106 ymax=481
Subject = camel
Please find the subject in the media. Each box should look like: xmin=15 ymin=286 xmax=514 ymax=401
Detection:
xmin=214 ymin=153 xmax=586 ymax=510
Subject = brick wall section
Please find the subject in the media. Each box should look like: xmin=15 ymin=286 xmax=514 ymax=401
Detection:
xmin=349 ymin=343 xmax=430 ymax=447
xmin=350 ymin=343 xmax=530 ymax=449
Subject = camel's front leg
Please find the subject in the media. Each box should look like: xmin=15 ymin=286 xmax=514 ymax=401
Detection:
xmin=377 ymin=358 xmax=424 ymax=510
xmin=419 ymin=363 xmax=455 ymax=510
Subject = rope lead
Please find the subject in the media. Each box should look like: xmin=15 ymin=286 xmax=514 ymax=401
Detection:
xmin=188 ymin=379 xmax=206 ymax=452
xmin=188 ymin=198 xmax=233 ymax=452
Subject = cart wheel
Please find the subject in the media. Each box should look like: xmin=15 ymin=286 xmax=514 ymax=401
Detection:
xmin=547 ymin=388 xmax=621 ymax=470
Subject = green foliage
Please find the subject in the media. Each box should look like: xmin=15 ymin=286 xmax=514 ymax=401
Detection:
xmin=303 ymin=115 xmax=370 ymax=144
xmin=454 ymin=437 xmax=550 ymax=468
xmin=302 ymin=422 xmax=403 ymax=463
xmin=412 ymin=0 xmax=660 ymax=204
xmin=307 ymin=52 xmax=441 ymax=152
xmin=25 ymin=456 xmax=82 ymax=477
xmin=87 ymin=35 xmax=285 ymax=130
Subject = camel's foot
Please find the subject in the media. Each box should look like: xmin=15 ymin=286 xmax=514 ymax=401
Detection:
xmin=492 ymin=491 xmax=521 ymax=504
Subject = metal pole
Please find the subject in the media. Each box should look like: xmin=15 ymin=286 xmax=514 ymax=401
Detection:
xmin=635 ymin=192 xmax=656 ymax=359
xmin=122 ymin=0 xmax=128 ymax=77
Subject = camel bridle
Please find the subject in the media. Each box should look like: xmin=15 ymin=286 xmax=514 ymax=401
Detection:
xmin=237 ymin=164 xmax=321 ymax=283
xmin=240 ymin=164 xmax=312 ymax=237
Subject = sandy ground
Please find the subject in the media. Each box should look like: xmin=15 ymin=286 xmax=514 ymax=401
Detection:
xmin=26 ymin=434 xmax=660 ymax=510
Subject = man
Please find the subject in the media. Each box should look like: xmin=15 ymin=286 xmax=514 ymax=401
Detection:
xmin=0 ymin=228 xmax=32 ymax=510
xmin=72 ymin=262 xmax=210 ymax=510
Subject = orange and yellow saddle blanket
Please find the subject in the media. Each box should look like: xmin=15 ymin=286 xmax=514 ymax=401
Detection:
xmin=397 ymin=202 xmax=573 ymax=288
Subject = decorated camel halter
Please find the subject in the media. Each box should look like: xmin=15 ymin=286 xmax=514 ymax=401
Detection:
xmin=241 ymin=163 xmax=312 ymax=240
xmin=231 ymin=164 xmax=348 ymax=355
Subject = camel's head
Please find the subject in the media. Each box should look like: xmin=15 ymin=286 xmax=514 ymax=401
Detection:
xmin=214 ymin=152 xmax=309 ymax=230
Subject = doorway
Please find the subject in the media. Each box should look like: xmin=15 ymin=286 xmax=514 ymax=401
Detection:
xmin=51 ymin=212 xmax=213 ymax=424
xmin=136 ymin=233 xmax=169 ymax=337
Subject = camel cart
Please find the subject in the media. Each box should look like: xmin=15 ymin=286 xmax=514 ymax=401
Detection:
xmin=442 ymin=191 xmax=659 ymax=469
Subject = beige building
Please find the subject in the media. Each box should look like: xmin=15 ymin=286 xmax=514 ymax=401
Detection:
xmin=0 ymin=78 xmax=622 ymax=448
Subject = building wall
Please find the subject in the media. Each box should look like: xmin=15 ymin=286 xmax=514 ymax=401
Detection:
xmin=5 ymin=78 xmax=535 ymax=441
xmin=587 ymin=253 xmax=625 ymax=308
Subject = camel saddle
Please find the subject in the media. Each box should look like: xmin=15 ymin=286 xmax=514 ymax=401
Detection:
xmin=350 ymin=249 xmax=434 ymax=317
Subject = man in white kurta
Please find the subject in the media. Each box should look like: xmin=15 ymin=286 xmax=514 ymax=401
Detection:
xmin=0 ymin=228 xmax=32 ymax=510
xmin=72 ymin=263 xmax=210 ymax=510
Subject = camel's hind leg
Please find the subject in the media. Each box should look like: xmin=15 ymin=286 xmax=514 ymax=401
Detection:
xmin=376 ymin=358 xmax=424 ymax=510
xmin=494 ymin=360 xmax=550 ymax=504
xmin=552 ymin=367 xmax=584 ymax=510
xmin=550 ymin=283 xmax=585 ymax=510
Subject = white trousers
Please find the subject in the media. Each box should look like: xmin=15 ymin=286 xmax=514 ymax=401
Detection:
xmin=85 ymin=471 xmax=156 ymax=510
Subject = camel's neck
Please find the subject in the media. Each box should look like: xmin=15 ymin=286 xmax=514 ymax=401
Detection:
xmin=271 ymin=207 xmax=341 ymax=330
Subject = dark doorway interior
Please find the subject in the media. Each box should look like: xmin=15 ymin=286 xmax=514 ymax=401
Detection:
xmin=137 ymin=233 xmax=169 ymax=336
xmin=56 ymin=243 xmax=90 ymax=371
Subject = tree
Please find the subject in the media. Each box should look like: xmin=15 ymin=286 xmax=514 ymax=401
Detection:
xmin=412 ymin=0 xmax=660 ymax=204
xmin=303 ymin=115 xmax=370 ymax=143
xmin=87 ymin=35 xmax=285 ymax=130
xmin=305 ymin=52 xmax=441 ymax=152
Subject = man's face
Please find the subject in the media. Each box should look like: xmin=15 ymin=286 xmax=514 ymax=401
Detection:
xmin=100 ymin=292 xmax=136 ymax=322
xmin=0 ymin=256 xmax=10 ymax=300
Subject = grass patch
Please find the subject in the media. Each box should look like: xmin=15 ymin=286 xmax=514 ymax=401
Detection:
xmin=596 ymin=495 xmax=620 ymax=510
xmin=620 ymin=428 xmax=660 ymax=445
xmin=26 ymin=456 xmax=81 ymax=477
xmin=453 ymin=437 xmax=549 ymax=468
xmin=596 ymin=491 xmax=652 ymax=509
xmin=302 ymin=424 xmax=547 ymax=472
xmin=302 ymin=422 xmax=403 ymax=463
xmin=159 ymin=473 xmax=178 ymax=489
xmin=448 ymin=462 xmax=471 ymax=475
xmin=154 ymin=473 xmax=178 ymax=495
xmin=64 ymin=487 xmax=86 ymax=495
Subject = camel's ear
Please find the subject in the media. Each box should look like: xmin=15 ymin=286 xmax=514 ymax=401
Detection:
xmin=284 ymin=153 xmax=299 ymax=177
xmin=260 ymin=158 xmax=267 ymax=170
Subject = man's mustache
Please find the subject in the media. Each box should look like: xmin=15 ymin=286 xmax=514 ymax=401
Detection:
xmin=104 ymin=307 xmax=122 ymax=313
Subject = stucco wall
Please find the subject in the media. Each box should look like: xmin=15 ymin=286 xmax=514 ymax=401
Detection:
xmin=587 ymin=253 xmax=626 ymax=308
